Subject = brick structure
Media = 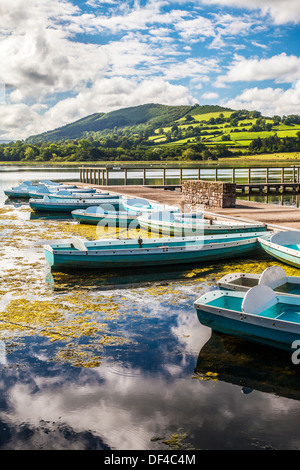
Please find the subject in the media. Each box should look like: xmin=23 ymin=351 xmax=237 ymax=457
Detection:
xmin=182 ymin=180 xmax=236 ymax=209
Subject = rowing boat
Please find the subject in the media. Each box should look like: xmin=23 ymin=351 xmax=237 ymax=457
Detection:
xmin=4 ymin=183 xmax=39 ymax=198
xmin=71 ymin=205 xmax=139 ymax=226
xmin=122 ymin=197 xmax=179 ymax=214
xmin=217 ymin=265 xmax=300 ymax=297
xmin=44 ymin=231 xmax=260 ymax=270
xmin=194 ymin=284 xmax=300 ymax=352
xmin=29 ymin=195 xmax=122 ymax=212
xmin=28 ymin=185 xmax=79 ymax=198
xmin=258 ymin=230 xmax=300 ymax=268
xmin=138 ymin=210 xmax=267 ymax=236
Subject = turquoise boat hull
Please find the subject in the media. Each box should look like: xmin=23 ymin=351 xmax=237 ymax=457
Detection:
xmin=5 ymin=185 xmax=40 ymax=198
xmin=44 ymin=233 xmax=260 ymax=270
xmin=30 ymin=198 xmax=121 ymax=213
xmin=194 ymin=287 xmax=300 ymax=352
xmin=195 ymin=308 xmax=299 ymax=351
xmin=258 ymin=231 xmax=300 ymax=268
xmin=71 ymin=209 xmax=139 ymax=226
xmin=5 ymin=190 xmax=32 ymax=198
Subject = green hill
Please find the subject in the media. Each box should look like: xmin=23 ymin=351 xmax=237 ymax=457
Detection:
xmin=26 ymin=103 xmax=232 ymax=143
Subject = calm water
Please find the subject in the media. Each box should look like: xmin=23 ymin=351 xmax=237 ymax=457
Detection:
xmin=1 ymin=166 xmax=300 ymax=451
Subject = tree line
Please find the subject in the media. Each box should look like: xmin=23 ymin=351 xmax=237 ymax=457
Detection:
xmin=2 ymin=110 xmax=300 ymax=162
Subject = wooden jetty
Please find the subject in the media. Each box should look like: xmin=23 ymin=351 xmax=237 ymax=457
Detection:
xmin=69 ymin=181 xmax=300 ymax=232
xmin=74 ymin=164 xmax=300 ymax=232
xmin=79 ymin=165 xmax=300 ymax=194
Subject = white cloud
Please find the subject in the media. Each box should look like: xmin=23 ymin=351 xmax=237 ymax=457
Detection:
xmin=162 ymin=57 xmax=220 ymax=81
xmin=251 ymin=41 xmax=268 ymax=49
xmin=201 ymin=0 xmax=300 ymax=25
xmin=3 ymin=77 xmax=195 ymax=140
xmin=175 ymin=16 xmax=216 ymax=41
xmin=202 ymin=91 xmax=219 ymax=99
xmin=0 ymin=0 xmax=298 ymax=140
xmin=223 ymin=81 xmax=300 ymax=116
xmin=221 ymin=53 xmax=300 ymax=84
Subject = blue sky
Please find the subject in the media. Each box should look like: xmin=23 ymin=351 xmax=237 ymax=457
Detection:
xmin=1 ymin=0 xmax=300 ymax=140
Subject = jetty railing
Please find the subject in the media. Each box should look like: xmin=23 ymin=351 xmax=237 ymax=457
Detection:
xmin=79 ymin=165 xmax=300 ymax=192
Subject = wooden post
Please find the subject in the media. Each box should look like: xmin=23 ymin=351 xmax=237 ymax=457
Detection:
xmin=198 ymin=168 xmax=200 ymax=180
xmin=102 ymin=169 xmax=104 ymax=185
xmin=98 ymin=169 xmax=100 ymax=185
xmin=180 ymin=168 xmax=183 ymax=184
xmin=248 ymin=167 xmax=251 ymax=184
xmin=124 ymin=168 xmax=127 ymax=185
xmin=163 ymin=168 xmax=166 ymax=185
xmin=215 ymin=168 xmax=217 ymax=181
xmin=266 ymin=167 xmax=269 ymax=184
xmin=143 ymin=168 xmax=146 ymax=185
xmin=293 ymin=165 xmax=295 ymax=182
xmin=281 ymin=167 xmax=284 ymax=183
xmin=232 ymin=168 xmax=235 ymax=183
xmin=106 ymin=169 xmax=109 ymax=185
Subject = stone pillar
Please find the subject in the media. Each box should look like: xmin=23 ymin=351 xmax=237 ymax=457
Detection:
xmin=182 ymin=180 xmax=236 ymax=209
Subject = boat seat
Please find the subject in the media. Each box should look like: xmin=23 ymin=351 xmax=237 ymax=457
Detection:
xmin=258 ymin=265 xmax=287 ymax=289
xmin=70 ymin=237 xmax=88 ymax=251
xmin=242 ymin=285 xmax=278 ymax=315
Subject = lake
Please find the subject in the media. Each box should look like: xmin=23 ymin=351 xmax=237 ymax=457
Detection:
xmin=1 ymin=166 xmax=300 ymax=451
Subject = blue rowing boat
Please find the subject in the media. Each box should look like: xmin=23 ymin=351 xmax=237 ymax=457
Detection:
xmin=122 ymin=197 xmax=179 ymax=214
xmin=72 ymin=205 xmax=139 ymax=226
xmin=5 ymin=184 xmax=35 ymax=198
xmin=138 ymin=210 xmax=268 ymax=236
xmin=44 ymin=231 xmax=260 ymax=270
xmin=5 ymin=180 xmax=78 ymax=198
xmin=28 ymin=185 xmax=78 ymax=198
xmin=258 ymin=230 xmax=300 ymax=268
xmin=29 ymin=195 xmax=122 ymax=212
xmin=194 ymin=284 xmax=300 ymax=352
xmin=47 ymin=190 xmax=110 ymax=199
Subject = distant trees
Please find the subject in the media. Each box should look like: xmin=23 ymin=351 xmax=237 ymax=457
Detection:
xmin=249 ymin=133 xmax=300 ymax=153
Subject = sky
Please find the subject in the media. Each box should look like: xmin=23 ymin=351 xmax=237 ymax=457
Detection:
xmin=1 ymin=0 xmax=300 ymax=141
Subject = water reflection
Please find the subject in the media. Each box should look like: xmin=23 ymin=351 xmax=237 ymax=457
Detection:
xmin=239 ymin=193 xmax=300 ymax=207
xmin=2 ymin=168 xmax=300 ymax=450
xmin=195 ymin=332 xmax=300 ymax=401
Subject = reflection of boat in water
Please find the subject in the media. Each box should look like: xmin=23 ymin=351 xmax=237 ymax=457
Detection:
xmin=194 ymin=331 xmax=300 ymax=401
xmin=46 ymin=261 xmax=215 ymax=290
xmin=30 ymin=212 xmax=74 ymax=220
